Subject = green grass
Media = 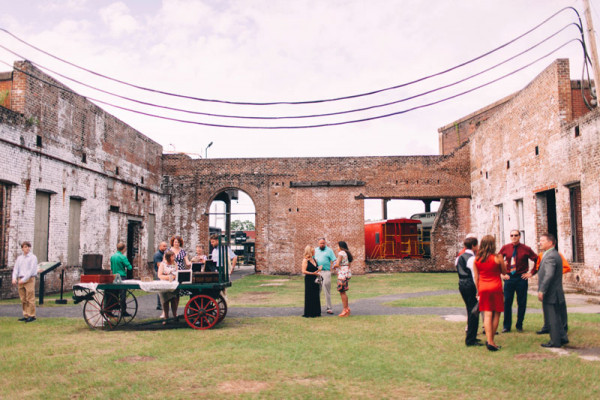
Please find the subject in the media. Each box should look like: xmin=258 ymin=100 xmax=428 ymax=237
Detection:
xmin=228 ymin=272 xmax=457 ymax=307
xmin=1 ymin=313 xmax=599 ymax=399
xmin=1 ymin=272 xmax=598 ymax=399
xmin=387 ymin=293 xmax=543 ymax=309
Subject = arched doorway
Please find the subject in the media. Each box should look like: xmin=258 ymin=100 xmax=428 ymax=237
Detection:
xmin=208 ymin=189 xmax=256 ymax=266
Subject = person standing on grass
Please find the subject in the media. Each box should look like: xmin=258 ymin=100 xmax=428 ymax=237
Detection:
xmin=110 ymin=242 xmax=133 ymax=316
xmin=157 ymin=250 xmax=180 ymax=325
xmin=528 ymin=249 xmax=570 ymax=335
xmin=314 ymin=237 xmax=336 ymax=315
xmin=456 ymin=236 xmax=482 ymax=346
xmin=210 ymin=235 xmax=237 ymax=276
xmin=302 ymin=245 xmax=321 ymax=318
xmin=333 ymin=241 xmax=353 ymax=317
xmin=474 ymin=235 xmax=507 ymax=351
xmin=537 ymin=233 xmax=569 ymax=348
xmin=153 ymin=241 xmax=168 ymax=314
xmin=170 ymin=235 xmax=191 ymax=270
xmin=12 ymin=241 xmax=40 ymax=323
xmin=498 ymin=229 xmax=538 ymax=333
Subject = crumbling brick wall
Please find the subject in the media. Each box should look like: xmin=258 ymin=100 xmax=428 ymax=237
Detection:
xmin=453 ymin=58 xmax=599 ymax=291
xmin=162 ymin=146 xmax=471 ymax=275
xmin=0 ymin=61 xmax=165 ymax=298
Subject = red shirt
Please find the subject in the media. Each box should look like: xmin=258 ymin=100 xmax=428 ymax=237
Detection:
xmin=498 ymin=243 xmax=537 ymax=275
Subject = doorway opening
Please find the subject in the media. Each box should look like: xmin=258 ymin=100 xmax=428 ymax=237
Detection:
xmin=127 ymin=219 xmax=141 ymax=279
xmin=536 ymin=189 xmax=558 ymax=246
xmin=208 ymin=190 xmax=256 ymax=266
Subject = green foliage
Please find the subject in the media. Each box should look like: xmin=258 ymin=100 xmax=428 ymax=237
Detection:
xmin=231 ymin=219 xmax=255 ymax=231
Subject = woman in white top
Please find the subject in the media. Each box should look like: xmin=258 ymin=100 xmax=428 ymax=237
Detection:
xmin=157 ymin=250 xmax=180 ymax=324
xmin=333 ymin=241 xmax=353 ymax=317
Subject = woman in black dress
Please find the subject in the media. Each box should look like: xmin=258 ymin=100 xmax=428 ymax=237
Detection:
xmin=302 ymin=245 xmax=321 ymax=318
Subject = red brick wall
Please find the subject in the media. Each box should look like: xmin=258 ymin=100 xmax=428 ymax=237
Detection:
xmin=438 ymin=94 xmax=515 ymax=155
xmin=571 ymin=81 xmax=595 ymax=120
xmin=0 ymin=73 xmax=11 ymax=109
xmin=162 ymin=147 xmax=471 ymax=275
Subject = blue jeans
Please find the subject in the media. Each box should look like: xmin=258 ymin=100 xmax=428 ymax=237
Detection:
xmin=503 ymin=274 xmax=528 ymax=330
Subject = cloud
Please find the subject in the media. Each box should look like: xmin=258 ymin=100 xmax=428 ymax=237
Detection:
xmin=100 ymin=2 xmax=139 ymax=37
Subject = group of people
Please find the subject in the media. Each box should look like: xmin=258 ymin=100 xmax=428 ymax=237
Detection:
xmin=149 ymin=234 xmax=237 ymax=324
xmin=148 ymin=235 xmax=237 ymax=324
xmin=456 ymin=230 xmax=569 ymax=351
xmin=302 ymin=238 xmax=353 ymax=318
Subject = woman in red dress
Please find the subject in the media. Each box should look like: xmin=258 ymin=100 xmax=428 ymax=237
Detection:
xmin=474 ymin=235 xmax=507 ymax=351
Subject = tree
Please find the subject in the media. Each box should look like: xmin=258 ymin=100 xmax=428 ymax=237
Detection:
xmin=231 ymin=220 xmax=255 ymax=231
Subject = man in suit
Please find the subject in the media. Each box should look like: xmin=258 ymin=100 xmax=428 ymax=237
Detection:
xmin=537 ymin=233 xmax=569 ymax=348
xmin=456 ymin=236 xmax=482 ymax=346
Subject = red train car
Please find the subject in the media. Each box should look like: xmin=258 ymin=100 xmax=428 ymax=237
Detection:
xmin=365 ymin=219 xmax=423 ymax=259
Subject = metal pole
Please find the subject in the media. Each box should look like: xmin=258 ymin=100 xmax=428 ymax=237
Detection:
xmin=584 ymin=0 xmax=600 ymax=96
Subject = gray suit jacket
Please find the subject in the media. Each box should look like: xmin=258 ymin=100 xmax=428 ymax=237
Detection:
xmin=537 ymin=248 xmax=565 ymax=304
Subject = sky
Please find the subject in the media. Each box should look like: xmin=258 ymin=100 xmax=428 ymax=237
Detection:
xmin=0 ymin=0 xmax=596 ymax=220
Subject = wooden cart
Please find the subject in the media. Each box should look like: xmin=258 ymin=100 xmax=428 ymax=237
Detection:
xmin=73 ymin=247 xmax=233 ymax=330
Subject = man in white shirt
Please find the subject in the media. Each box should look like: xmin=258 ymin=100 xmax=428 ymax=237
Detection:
xmin=456 ymin=236 xmax=481 ymax=346
xmin=12 ymin=241 xmax=40 ymax=323
xmin=210 ymin=235 xmax=237 ymax=276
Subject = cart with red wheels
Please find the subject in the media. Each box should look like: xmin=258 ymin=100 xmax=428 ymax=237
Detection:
xmin=73 ymin=281 xmax=231 ymax=330
xmin=73 ymin=242 xmax=233 ymax=331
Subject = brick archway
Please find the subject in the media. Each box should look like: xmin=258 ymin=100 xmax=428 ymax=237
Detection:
xmin=162 ymin=147 xmax=470 ymax=274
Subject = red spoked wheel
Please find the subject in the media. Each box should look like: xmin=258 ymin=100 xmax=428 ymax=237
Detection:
xmin=184 ymin=294 xmax=220 ymax=330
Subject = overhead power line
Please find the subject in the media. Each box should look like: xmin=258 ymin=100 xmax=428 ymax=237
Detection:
xmin=0 ymin=6 xmax=583 ymax=106
xmin=0 ymin=39 xmax=583 ymax=130
xmin=0 ymin=22 xmax=580 ymax=121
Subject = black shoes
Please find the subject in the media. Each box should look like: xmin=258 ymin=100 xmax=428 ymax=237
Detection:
xmin=516 ymin=327 xmax=524 ymax=333
xmin=541 ymin=341 xmax=561 ymax=348
xmin=502 ymin=328 xmax=510 ymax=333
xmin=18 ymin=317 xmax=27 ymax=321
xmin=486 ymin=342 xmax=500 ymax=351
xmin=25 ymin=317 xmax=36 ymax=323
xmin=536 ymin=329 xmax=549 ymax=335
xmin=466 ymin=342 xmax=484 ymax=347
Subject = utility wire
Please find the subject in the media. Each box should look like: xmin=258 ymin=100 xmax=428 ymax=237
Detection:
xmin=0 ymin=23 xmax=580 ymax=121
xmin=0 ymin=6 xmax=582 ymax=106
xmin=0 ymin=39 xmax=582 ymax=129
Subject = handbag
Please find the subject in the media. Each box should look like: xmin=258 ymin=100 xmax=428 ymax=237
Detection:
xmin=315 ymin=274 xmax=323 ymax=286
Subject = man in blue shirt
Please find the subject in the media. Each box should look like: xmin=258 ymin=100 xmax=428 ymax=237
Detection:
xmin=314 ymin=238 xmax=337 ymax=314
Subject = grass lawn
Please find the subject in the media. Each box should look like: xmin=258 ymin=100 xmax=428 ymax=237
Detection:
xmin=229 ymin=272 xmax=458 ymax=307
xmin=1 ymin=272 xmax=599 ymax=399
xmin=386 ymin=293 xmax=543 ymax=309
xmin=1 ymin=314 xmax=599 ymax=399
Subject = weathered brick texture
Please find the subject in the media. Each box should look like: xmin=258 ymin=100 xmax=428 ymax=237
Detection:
xmin=441 ymin=59 xmax=600 ymax=293
xmin=0 ymin=61 xmax=165 ymax=298
xmin=162 ymin=148 xmax=471 ymax=275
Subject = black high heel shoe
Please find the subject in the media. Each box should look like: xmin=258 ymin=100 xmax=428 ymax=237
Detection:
xmin=486 ymin=342 xmax=500 ymax=351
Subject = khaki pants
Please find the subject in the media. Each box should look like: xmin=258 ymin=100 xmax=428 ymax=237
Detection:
xmin=18 ymin=278 xmax=36 ymax=318
xmin=320 ymin=270 xmax=332 ymax=310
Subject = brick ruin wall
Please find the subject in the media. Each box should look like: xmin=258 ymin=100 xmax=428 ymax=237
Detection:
xmin=465 ymin=59 xmax=600 ymax=292
xmin=162 ymin=148 xmax=471 ymax=275
xmin=0 ymin=61 xmax=165 ymax=299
